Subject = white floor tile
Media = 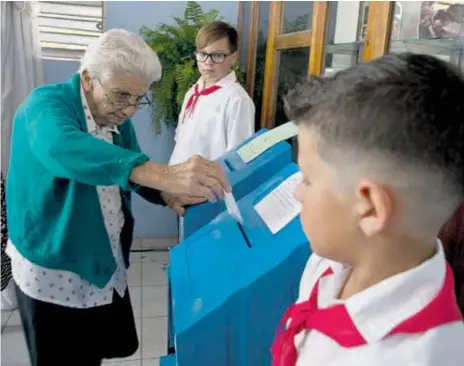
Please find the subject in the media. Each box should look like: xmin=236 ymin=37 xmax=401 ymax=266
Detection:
xmin=131 ymin=238 xmax=144 ymax=251
xmin=6 ymin=310 xmax=22 ymax=327
xmin=141 ymin=286 xmax=167 ymax=318
xmin=103 ymin=360 xmax=141 ymax=366
xmin=142 ymin=262 xmax=167 ymax=286
xmin=1 ymin=326 xmax=30 ymax=366
xmin=1 ymin=310 xmax=12 ymax=328
xmin=129 ymin=286 xmax=142 ymax=319
xmin=142 ymin=358 xmax=160 ymax=366
xmin=141 ymin=317 xmax=167 ymax=359
xmin=128 ymin=263 xmax=142 ymax=287
xmin=138 ymin=238 xmax=177 ymax=250
xmin=130 ymin=251 xmax=142 ymax=263
xmin=140 ymin=251 xmax=170 ymax=265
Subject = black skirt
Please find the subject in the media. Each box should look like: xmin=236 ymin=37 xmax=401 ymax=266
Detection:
xmin=16 ymin=286 xmax=139 ymax=366
xmin=1 ymin=172 xmax=12 ymax=291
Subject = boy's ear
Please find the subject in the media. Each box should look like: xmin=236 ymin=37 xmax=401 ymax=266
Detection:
xmin=230 ymin=51 xmax=238 ymax=63
xmin=354 ymin=180 xmax=393 ymax=236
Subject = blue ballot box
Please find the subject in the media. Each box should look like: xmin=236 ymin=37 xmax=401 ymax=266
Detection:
xmin=160 ymin=355 xmax=177 ymax=366
xmin=166 ymin=266 xmax=175 ymax=354
xmin=168 ymin=163 xmax=311 ymax=366
xmin=180 ymin=128 xmax=293 ymax=240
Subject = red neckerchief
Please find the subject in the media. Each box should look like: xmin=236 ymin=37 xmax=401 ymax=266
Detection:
xmin=271 ymin=264 xmax=463 ymax=366
xmin=182 ymin=83 xmax=221 ymax=123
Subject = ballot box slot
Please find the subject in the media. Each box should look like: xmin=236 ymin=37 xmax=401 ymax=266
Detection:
xmin=224 ymin=158 xmax=236 ymax=172
xmin=236 ymin=222 xmax=252 ymax=248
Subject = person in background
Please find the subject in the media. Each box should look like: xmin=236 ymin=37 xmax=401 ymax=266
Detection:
xmin=418 ymin=1 xmax=436 ymax=38
xmin=440 ymin=202 xmax=464 ymax=314
xmin=273 ymin=53 xmax=464 ymax=366
xmin=431 ymin=10 xmax=454 ymax=38
xmin=169 ymin=20 xmax=255 ymax=166
xmin=169 ymin=20 xmax=255 ymax=241
xmin=6 ymin=28 xmax=230 ymax=366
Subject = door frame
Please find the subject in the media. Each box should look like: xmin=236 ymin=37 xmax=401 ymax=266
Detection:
xmin=238 ymin=1 xmax=396 ymax=130
xmin=261 ymin=1 xmax=330 ymax=129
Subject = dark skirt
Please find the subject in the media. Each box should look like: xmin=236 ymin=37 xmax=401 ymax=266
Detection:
xmin=1 ymin=172 xmax=12 ymax=291
xmin=16 ymin=286 xmax=139 ymax=366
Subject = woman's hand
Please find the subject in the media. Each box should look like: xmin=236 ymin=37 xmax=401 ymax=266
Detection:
xmin=130 ymin=155 xmax=230 ymax=203
xmin=161 ymin=192 xmax=206 ymax=216
xmin=163 ymin=155 xmax=230 ymax=202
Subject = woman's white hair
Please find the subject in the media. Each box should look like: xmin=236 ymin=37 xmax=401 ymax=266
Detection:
xmin=80 ymin=28 xmax=162 ymax=83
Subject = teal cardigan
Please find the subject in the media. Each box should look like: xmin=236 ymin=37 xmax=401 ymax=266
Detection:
xmin=6 ymin=73 xmax=165 ymax=289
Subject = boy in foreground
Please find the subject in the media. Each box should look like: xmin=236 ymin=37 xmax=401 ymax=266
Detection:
xmin=272 ymin=53 xmax=464 ymax=366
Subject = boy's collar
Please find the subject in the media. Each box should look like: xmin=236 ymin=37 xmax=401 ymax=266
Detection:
xmin=317 ymin=241 xmax=455 ymax=343
xmin=197 ymin=71 xmax=237 ymax=91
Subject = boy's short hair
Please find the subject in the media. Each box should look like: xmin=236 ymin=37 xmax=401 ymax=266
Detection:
xmin=286 ymin=53 xmax=464 ymax=233
xmin=196 ymin=21 xmax=238 ymax=53
xmin=284 ymin=75 xmax=328 ymax=121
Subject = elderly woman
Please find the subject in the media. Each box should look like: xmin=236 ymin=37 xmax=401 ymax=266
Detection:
xmin=5 ymin=29 xmax=229 ymax=366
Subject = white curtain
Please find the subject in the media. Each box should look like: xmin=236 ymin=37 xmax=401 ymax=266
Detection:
xmin=1 ymin=1 xmax=44 ymax=176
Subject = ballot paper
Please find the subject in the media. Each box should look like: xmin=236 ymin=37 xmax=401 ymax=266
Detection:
xmin=237 ymin=121 xmax=299 ymax=163
xmin=225 ymin=191 xmax=244 ymax=224
xmin=254 ymin=172 xmax=303 ymax=234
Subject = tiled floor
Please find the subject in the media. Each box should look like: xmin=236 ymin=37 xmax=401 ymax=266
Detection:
xmin=1 ymin=238 xmax=176 ymax=366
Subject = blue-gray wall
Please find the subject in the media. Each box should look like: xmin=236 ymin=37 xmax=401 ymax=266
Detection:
xmin=42 ymin=1 xmax=239 ymax=238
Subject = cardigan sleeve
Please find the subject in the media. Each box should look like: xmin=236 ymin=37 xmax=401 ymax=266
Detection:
xmin=122 ymin=120 xmax=166 ymax=206
xmin=25 ymin=94 xmax=149 ymax=191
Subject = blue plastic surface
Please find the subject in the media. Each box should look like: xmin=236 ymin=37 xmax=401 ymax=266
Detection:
xmin=170 ymin=163 xmax=311 ymax=366
xmin=181 ymin=128 xmax=292 ymax=240
xmin=160 ymin=355 xmax=177 ymax=366
xmin=166 ymin=266 xmax=174 ymax=353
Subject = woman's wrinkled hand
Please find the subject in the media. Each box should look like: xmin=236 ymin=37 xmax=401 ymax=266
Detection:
xmin=161 ymin=192 xmax=206 ymax=216
xmin=163 ymin=155 xmax=230 ymax=202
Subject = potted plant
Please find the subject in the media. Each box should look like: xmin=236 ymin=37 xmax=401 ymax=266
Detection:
xmin=141 ymin=1 xmax=244 ymax=134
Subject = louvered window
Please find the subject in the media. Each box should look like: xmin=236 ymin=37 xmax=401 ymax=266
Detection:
xmin=38 ymin=1 xmax=104 ymax=59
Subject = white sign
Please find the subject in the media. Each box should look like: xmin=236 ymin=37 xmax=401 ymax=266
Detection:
xmin=254 ymin=172 xmax=303 ymax=234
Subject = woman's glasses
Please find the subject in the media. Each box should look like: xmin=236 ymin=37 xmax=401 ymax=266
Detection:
xmin=97 ymin=79 xmax=152 ymax=110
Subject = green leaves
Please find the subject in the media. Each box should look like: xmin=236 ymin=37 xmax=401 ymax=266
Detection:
xmin=174 ymin=60 xmax=198 ymax=107
xmin=185 ymin=1 xmax=203 ymax=23
xmin=141 ymin=1 xmax=223 ymax=134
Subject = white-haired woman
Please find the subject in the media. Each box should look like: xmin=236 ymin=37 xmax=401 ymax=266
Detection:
xmin=5 ymin=29 xmax=229 ymax=365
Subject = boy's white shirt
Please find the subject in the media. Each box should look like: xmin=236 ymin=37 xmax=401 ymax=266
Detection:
xmin=169 ymin=71 xmax=255 ymax=165
xmin=295 ymin=241 xmax=464 ymax=366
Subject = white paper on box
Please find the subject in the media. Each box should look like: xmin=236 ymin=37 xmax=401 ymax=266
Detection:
xmin=237 ymin=121 xmax=298 ymax=163
xmin=254 ymin=172 xmax=303 ymax=234
xmin=224 ymin=191 xmax=244 ymax=224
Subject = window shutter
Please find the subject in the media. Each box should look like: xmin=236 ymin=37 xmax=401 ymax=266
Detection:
xmin=38 ymin=1 xmax=104 ymax=59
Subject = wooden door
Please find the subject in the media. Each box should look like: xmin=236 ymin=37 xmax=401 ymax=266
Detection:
xmin=253 ymin=1 xmax=395 ymax=130
xmin=259 ymin=2 xmax=330 ymax=129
